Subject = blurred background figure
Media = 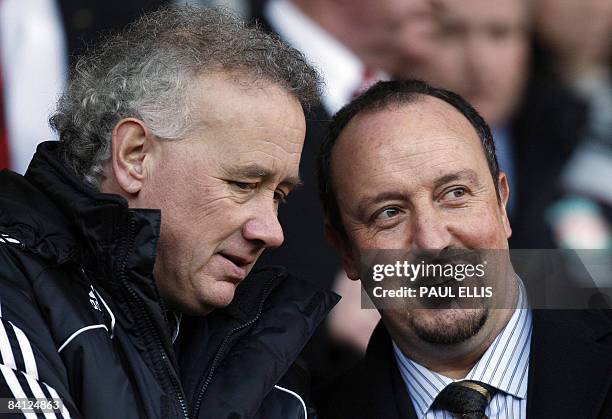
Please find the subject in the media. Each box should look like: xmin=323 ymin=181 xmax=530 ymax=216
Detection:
xmin=401 ymin=0 xmax=590 ymax=250
xmin=0 ymin=0 xmax=66 ymax=173
xmin=249 ymin=0 xmax=437 ymax=382
xmin=532 ymin=0 xmax=612 ymax=249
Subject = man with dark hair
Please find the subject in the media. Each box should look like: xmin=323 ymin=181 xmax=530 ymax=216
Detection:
xmin=251 ymin=0 xmax=437 ymax=381
xmin=0 ymin=5 xmax=337 ymax=418
xmin=317 ymin=80 xmax=612 ymax=418
xmin=399 ymin=0 xmax=589 ymax=250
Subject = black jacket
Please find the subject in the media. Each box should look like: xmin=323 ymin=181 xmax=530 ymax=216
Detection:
xmin=0 ymin=141 xmax=338 ymax=418
xmin=319 ymin=311 xmax=612 ymax=419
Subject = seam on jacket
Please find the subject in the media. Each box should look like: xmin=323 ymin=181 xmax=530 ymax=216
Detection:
xmin=57 ymin=325 xmax=109 ymax=353
xmin=273 ymin=385 xmax=307 ymax=418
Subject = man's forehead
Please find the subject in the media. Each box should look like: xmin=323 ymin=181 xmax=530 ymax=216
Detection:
xmin=189 ymin=71 xmax=299 ymax=127
xmin=329 ymin=95 xmax=490 ymax=199
xmin=335 ymin=96 xmax=481 ymax=156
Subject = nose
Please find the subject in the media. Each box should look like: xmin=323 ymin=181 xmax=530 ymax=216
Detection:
xmin=410 ymin=205 xmax=452 ymax=254
xmin=242 ymin=203 xmax=284 ymax=249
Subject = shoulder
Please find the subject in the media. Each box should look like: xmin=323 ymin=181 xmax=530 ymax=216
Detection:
xmin=242 ymin=266 xmax=340 ymax=326
xmin=0 ymin=170 xmax=77 ymax=267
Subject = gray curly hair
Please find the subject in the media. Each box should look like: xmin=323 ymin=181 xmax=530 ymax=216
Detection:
xmin=50 ymin=5 xmax=321 ymax=189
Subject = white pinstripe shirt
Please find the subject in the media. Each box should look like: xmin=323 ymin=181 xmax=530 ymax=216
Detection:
xmin=393 ymin=280 xmax=532 ymax=419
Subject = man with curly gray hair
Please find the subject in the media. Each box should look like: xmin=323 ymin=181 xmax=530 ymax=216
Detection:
xmin=0 ymin=5 xmax=337 ymax=418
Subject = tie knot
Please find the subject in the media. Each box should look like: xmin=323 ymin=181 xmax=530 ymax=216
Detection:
xmin=432 ymin=380 xmax=497 ymax=419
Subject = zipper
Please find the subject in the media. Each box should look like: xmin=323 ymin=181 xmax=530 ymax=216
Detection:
xmin=191 ymin=276 xmax=277 ymax=418
xmin=119 ymin=217 xmax=189 ymax=418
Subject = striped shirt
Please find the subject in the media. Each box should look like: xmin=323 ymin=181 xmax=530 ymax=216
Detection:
xmin=393 ymin=279 xmax=532 ymax=419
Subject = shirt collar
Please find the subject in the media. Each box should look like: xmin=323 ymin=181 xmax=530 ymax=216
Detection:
xmin=393 ymin=276 xmax=532 ymax=418
xmin=264 ymin=0 xmax=364 ymax=115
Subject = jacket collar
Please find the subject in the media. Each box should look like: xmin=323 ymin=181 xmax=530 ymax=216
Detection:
xmin=25 ymin=141 xmax=160 ymax=277
xmin=25 ymin=142 xmax=160 ymax=277
xmin=362 ymin=322 xmax=418 ymax=419
xmin=178 ymin=267 xmax=339 ymax=417
xmin=22 ymin=142 xmax=166 ymax=342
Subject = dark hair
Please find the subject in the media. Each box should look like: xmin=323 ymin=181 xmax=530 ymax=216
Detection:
xmin=317 ymin=79 xmax=499 ymax=237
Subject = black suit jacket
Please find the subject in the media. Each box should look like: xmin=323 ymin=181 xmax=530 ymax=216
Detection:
xmin=320 ymin=311 xmax=612 ymax=418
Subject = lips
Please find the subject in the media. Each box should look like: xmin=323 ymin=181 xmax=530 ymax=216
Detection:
xmin=217 ymin=252 xmax=254 ymax=281
xmin=219 ymin=252 xmax=254 ymax=267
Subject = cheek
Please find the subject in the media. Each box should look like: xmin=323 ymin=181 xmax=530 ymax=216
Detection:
xmin=187 ymin=198 xmax=247 ymax=245
xmin=346 ymin=220 xmax=410 ymax=251
xmin=157 ymin=190 xmax=246 ymax=257
xmin=456 ymin=208 xmax=508 ymax=248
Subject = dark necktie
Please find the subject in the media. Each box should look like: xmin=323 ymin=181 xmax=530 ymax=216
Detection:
xmin=432 ymin=380 xmax=497 ymax=419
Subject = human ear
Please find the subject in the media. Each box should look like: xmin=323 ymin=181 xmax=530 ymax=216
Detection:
xmin=325 ymin=221 xmax=360 ymax=280
xmin=498 ymin=172 xmax=512 ymax=239
xmin=110 ymin=118 xmax=151 ymax=195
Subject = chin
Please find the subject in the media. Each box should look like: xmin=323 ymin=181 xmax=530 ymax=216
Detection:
xmin=168 ymin=281 xmax=238 ymax=316
xmin=409 ymin=308 xmax=489 ymax=345
xmin=202 ymin=281 xmax=239 ymax=311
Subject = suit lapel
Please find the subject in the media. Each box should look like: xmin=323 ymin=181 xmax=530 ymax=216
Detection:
xmin=527 ymin=310 xmax=612 ymax=418
xmin=365 ymin=323 xmax=418 ymax=419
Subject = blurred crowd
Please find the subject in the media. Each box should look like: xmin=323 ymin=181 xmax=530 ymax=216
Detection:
xmin=1 ymin=0 xmax=611 ymax=381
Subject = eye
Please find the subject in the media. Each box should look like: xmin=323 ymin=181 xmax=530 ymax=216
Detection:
xmin=443 ymin=187 xmax=467 ymax=200
xmin=375 ymin=207 xmax=400 ymax=220
xmin=231 ymin=181 xmax=257 ymax=191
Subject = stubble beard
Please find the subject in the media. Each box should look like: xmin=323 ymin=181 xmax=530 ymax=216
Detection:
xmin=409 ymin=308 xmax=489 ymax=345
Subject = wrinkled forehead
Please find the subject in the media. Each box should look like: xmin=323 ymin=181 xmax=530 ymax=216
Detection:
xmin=335 ymin=96 xmax=483 ymax=162
xmin=330 ymin=97 xmax=492 ymax=208
xmin=188 ymin=72 xmax=303 ymax=126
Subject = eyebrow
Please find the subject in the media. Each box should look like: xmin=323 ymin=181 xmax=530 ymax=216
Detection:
xmin=432 ymin=169 xmax=481 ymax=189
xmin=229 ymin=163 xmax=303 ymax=189
xmin=356 ymin=192 xmax=408 ymax=220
